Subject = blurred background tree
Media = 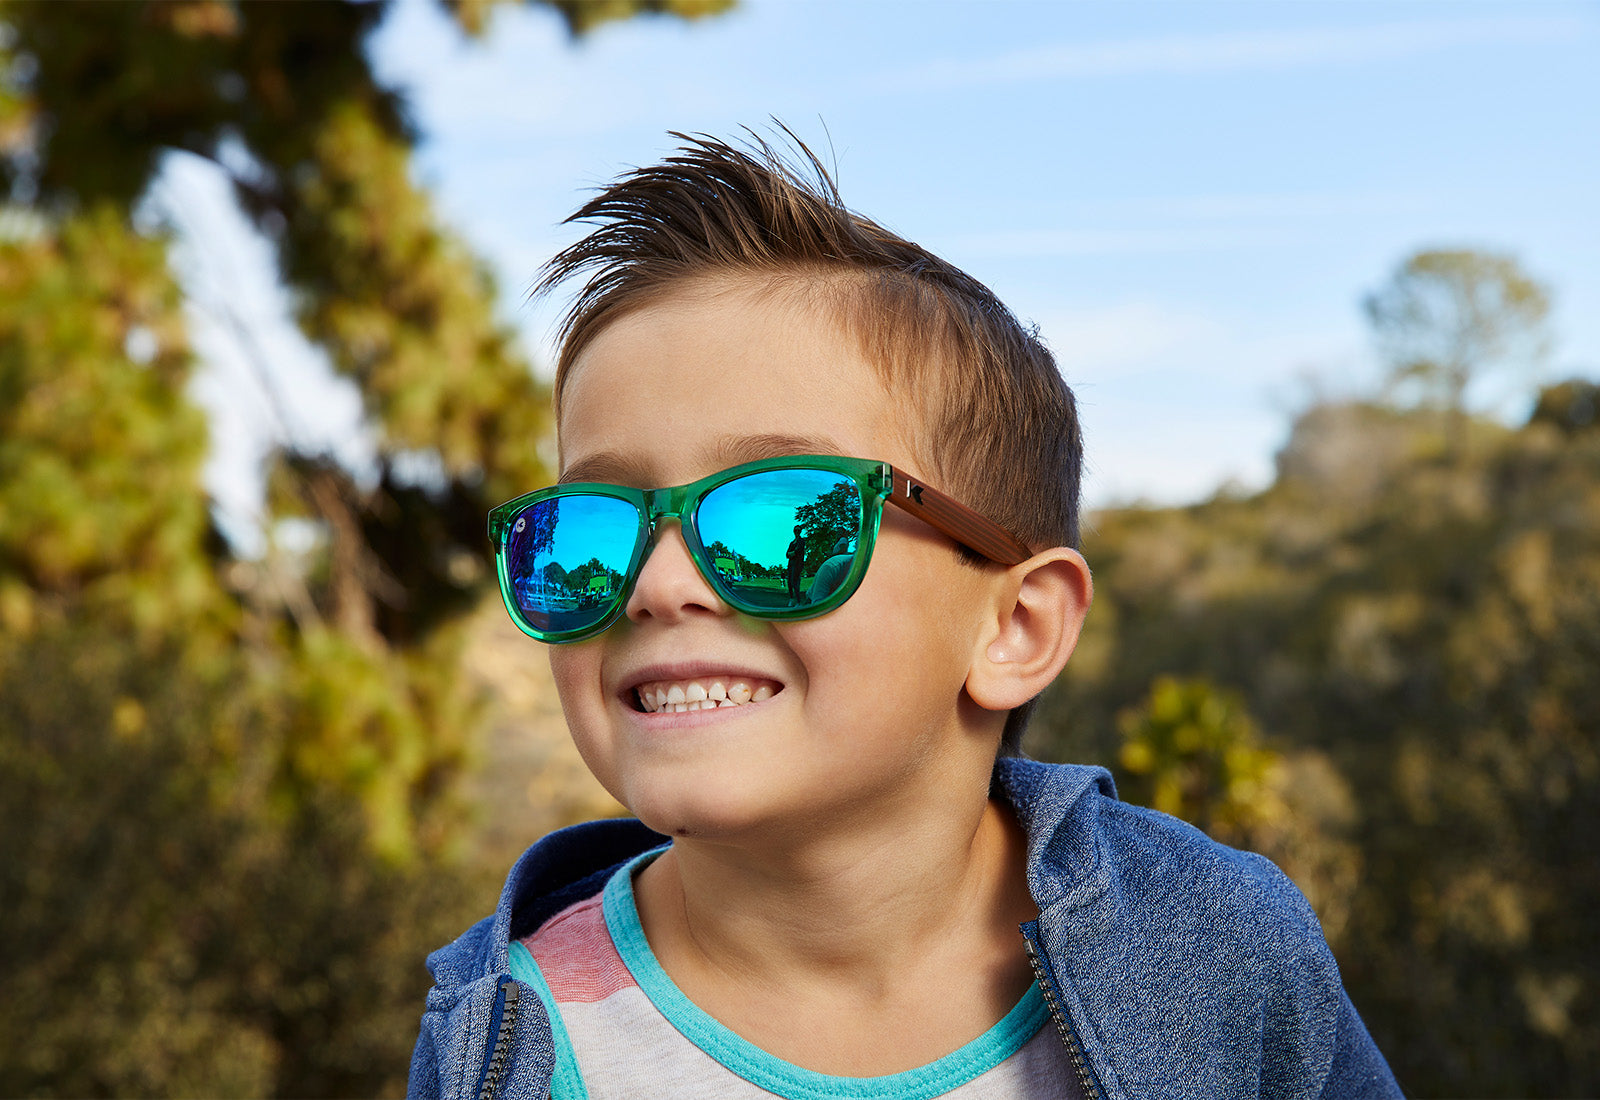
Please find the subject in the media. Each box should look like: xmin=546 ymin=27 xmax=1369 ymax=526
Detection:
xmin=1035 ymin=247 xmax=1599 ymax=1095
xmin=1114 ymin=675 xmax=1284 ymax=847
xmin=1365 ymin=248 xmax=1551 ymax=446
xmin=0 ymin=0 xmax=725 ymax=1095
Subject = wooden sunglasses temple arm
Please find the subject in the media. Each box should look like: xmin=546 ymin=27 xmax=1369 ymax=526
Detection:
xmin=887 ymin=468 xmax=1033 ymax=567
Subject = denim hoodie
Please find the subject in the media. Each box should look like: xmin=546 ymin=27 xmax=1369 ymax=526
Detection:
xmin=409 ymin=759 xmax=1402 ymax=1100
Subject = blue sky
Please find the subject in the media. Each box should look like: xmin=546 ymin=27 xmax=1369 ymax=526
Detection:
xmin=183 ymin=0 xmax=1600 ymax=542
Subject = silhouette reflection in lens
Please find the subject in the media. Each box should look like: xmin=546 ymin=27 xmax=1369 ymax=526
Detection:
xmin=695 ymin=470 xmax=862 ymax=611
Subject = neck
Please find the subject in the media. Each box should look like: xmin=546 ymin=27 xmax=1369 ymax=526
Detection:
xmin=634 ymin=788 xmax=1036 ymax=989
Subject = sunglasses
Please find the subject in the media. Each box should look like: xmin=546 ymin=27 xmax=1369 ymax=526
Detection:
xmin=488 ymin=454 xmax=1032 ymax=644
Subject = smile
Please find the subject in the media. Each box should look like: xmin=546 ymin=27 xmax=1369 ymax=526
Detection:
xmin=634 ymin=677 xmax=779 ymax=714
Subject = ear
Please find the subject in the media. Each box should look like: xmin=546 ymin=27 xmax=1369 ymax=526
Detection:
xmin=966 ymin=548 xmax=1093 ymax=713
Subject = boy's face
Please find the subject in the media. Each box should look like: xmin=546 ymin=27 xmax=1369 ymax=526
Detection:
xmin=550 ymin=282 xmax=1006 ymax=841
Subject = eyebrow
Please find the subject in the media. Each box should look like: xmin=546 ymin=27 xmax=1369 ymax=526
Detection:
xmin=559 ymin=432 xmax=848 ymax=487
xmin=558 ymin=451 xmax=652 ymax=487
xmin=711 ymin=432 xmax=846 ymax=467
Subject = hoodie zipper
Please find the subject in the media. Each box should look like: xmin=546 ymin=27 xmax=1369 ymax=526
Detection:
xmin=1022 ymin=928 xmax=1102 ymax=1100
xmin=475 ymin=977 xmax=520 ymax=1100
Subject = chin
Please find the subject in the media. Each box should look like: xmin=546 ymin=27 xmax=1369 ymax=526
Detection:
xmin=630 ymin=800 xmax=748 ymax=841
xmin=624 ymin=784 xmax=786 ymax=842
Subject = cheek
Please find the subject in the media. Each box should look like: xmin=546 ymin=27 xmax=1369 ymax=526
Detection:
xmin=546 ymin=645 xmax=593 ymax=704
xmin=863 ymin=538 xmax=990 ymax=647
xmin=790 ymin=556 xmax=983 ymax=723
xmin=547 ymin=645 xmax=616 ymax=768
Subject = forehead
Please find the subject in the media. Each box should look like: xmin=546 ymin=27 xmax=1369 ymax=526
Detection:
xmin=557 ymin=283 xmax=915 ymax=487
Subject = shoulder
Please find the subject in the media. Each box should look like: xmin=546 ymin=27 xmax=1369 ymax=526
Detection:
xmin=1084 ymin=798 xmax=1401 ymax=1096
xmin=409 ymin=818 xmax=668 ymax=1100
xmin=997 ymin=758 xmax=1388 ymax=1098
xmin=1097 ymin=796 xmax=1325 ymax=945
xmin=425 ymin=816 xmax=667 ymax=991
xmin=996 ymin=756 xmax=1319 ymax=944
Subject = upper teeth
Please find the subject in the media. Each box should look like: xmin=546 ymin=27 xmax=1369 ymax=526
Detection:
xmin=636 ymin=677 xmax=776 ymax=713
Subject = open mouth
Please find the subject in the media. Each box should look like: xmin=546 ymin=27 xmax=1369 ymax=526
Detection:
xmin=633 ymin=676 xmax=780 ymax=714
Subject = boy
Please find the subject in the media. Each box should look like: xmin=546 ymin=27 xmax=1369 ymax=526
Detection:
xmin=409 ymin=133 xmax=1400 ymax=1100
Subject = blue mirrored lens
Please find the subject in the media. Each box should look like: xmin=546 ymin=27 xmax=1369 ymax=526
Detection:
xmin=695 ymin=469 xmax=863 ymax=611
xmin=504 ymin=493 xmax=641 ymax=635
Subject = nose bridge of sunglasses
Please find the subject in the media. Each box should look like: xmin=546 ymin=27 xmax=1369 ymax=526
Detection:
xmin=626 ymin=484 xmax=734 ymax=610
xmin=639 ymin=483 xmax=693 ymax=532
xmin=632 ymin=484 xmax=715 ymax=581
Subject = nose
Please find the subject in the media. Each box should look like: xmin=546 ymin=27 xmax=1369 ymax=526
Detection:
xmin=624 ymin=520 xmax=729 ymax=627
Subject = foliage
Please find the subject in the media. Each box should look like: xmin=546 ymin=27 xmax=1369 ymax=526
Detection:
xmin=0 ymin=616 xmax=490 ymax=1098
xmin=1529 ymin=377 xmax=1600 ymax=436
xmin=1115 ymin=676 xmax=1283 ymax=845
xmin=446 ymin=0 xmax=732 ymax=37
xmin=705 ymin=538 xmax=765 ymax=578
xmin=0 ymin=0 xmax=729 ymax=1095
xmin=0 ymin=207 xmax=211 ymax=625
xmin=562 ymin=555 xmax=623 ymax=594
xmin=1035 ymin=387 xmax=1600 ymax=1096
xmin=794 ymin=481 xmax=858 ymax=571
xmin=1364 ymin=248 xmax=1550 ymax=421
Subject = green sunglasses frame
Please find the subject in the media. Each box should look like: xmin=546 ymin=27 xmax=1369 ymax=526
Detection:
xmin=488 ymin=454 xmax=1033 ymax=644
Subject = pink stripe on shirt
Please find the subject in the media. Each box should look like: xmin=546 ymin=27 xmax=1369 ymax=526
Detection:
xmin=520 ymin=893 xmax=636 ymax=1004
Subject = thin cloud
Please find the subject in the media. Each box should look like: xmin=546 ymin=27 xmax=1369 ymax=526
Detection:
xmin=873 ymin=14 xmax=1593 ymax=92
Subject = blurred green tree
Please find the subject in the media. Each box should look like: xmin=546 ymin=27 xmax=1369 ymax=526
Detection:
xmin=1364 ymin=249 xmax=1551 ymax=441
xmin=1115 ymin=675 xmax=1283 ymax=846
xmin=1529 ymin=376 xmax=1600 ymax=436
xmin=0 ymin=0 xmax=728 ymax=1095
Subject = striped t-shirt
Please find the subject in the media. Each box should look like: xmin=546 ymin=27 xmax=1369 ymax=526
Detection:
xmin=508 ymin=852 xmax=1083 ymax=1099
